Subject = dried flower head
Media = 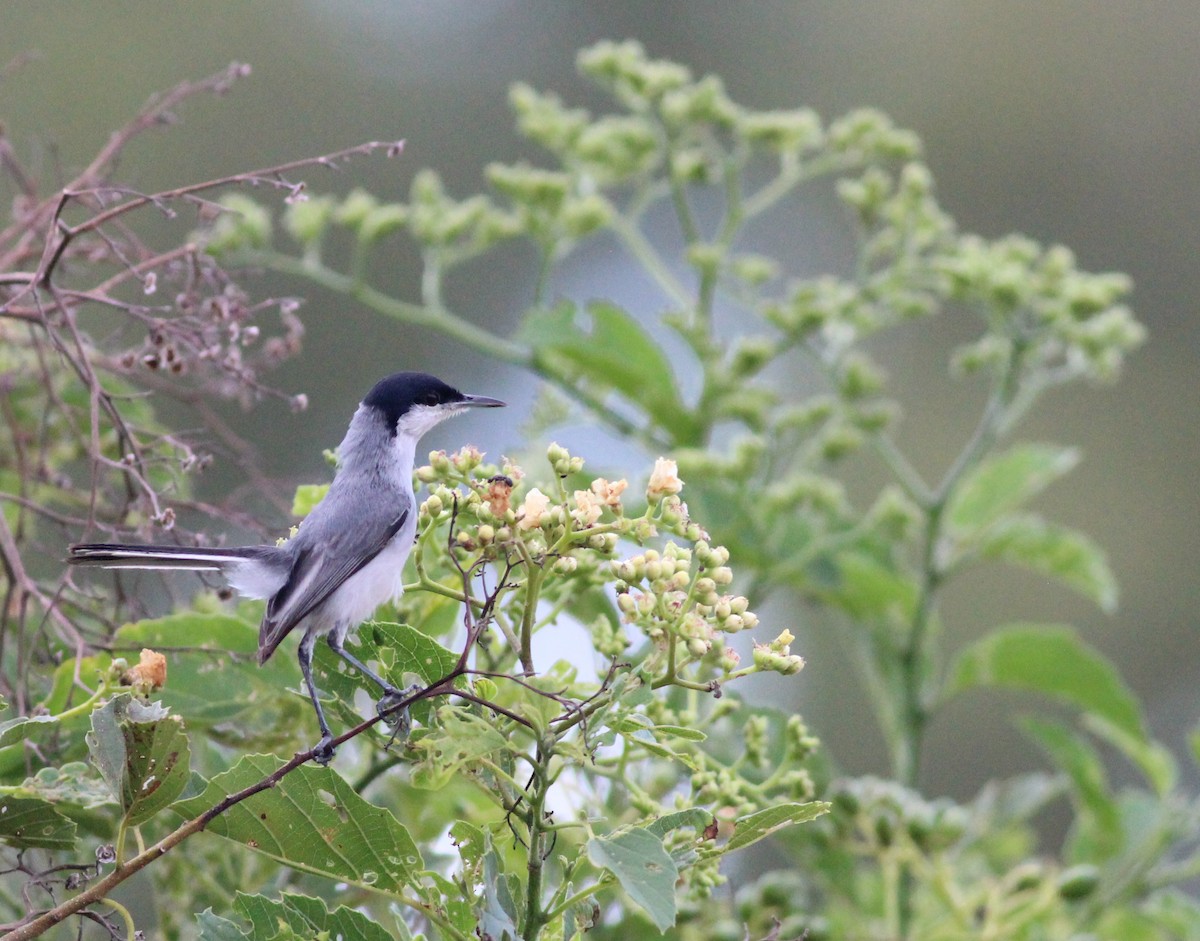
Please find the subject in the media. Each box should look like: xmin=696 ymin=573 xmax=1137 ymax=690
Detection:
xmin=485 ymin=475 xmax=514 ymax=517
xmin=121 ymin=648 xmax=167 ymax=691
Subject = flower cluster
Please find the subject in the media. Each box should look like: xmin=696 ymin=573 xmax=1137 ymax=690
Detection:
xmin=410 ymin=445 xmax=804 ymax=684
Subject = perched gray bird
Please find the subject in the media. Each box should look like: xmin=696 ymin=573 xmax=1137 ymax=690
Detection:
xmin=69 ymin=372 xmax=505 ymax=763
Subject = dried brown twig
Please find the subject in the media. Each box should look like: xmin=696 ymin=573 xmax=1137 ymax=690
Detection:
xmin=0 ymin=59 xmax=401 ymax=715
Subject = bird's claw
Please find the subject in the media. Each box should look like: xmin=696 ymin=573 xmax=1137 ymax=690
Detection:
xmin=312 ymin=734 xmax=336 ymax=766
xmin=376 ymin=683 xmax=422 ymax=739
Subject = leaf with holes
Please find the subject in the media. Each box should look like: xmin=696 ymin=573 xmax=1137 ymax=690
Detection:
xmin=234 ymin=892 xmax=395 ymax=941
xmin=87 ymin=695 xmax=191 ymax=828
xmin=314 ymin=620 xmax=460 ymax=728
xmin=409 ymin=709 xmax=509 ymax=789
xmin=0 ymin=795 xmax=76 ymax=850
xmin=17 ymin=762 xmax=113 ymax=808
xmin=172 ymin=754 xmax=423 ymax=896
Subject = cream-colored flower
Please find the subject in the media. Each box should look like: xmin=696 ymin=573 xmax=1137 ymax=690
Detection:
xmin=647 ymin=457 xmax=683 ymax=499
xmin=572 ymin=489 xmax=603 ymax=527
xmin=590 ymin=477 xmax=629 ymax=508
xmin=516 ymin=488 xmax=551 ymax=530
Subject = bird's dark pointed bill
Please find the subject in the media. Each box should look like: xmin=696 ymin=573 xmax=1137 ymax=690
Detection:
xmin=461 ymin=394 xmax=506 ymax=408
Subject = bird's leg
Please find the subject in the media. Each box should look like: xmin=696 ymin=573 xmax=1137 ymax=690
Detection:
xmin=325 ymin=634 xmax=416 ymax=734
xmin=297 ymin=636 xmax=336 ymax=765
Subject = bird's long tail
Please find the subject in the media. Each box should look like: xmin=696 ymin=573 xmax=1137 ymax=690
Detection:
xmin=67 ymin=543 xmax=259 ymax=572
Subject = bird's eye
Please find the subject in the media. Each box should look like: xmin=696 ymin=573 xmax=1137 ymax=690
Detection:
xmin=419 ymin=391 xmax=441 ymax=407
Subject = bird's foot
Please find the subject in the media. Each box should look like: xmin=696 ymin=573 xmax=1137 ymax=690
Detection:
xmin=311 ymin=734 xmax=336 ymax=766
xmin=376 ymin=683 xmax=422 ymax=739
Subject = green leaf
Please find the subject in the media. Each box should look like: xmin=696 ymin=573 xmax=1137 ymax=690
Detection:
xmin=195 ymin=910 xmax=247 ymax=941
xmin=314 ymin=620 xmax=460 ymax=728
xmin=521 ymin=300 xmax=701 ymax=444
xmin=948 ymin=443 xmax=1079 ymax=533
xmin=702 ymin=801 xmax=829 ymax=857
xmin=410 ymin=709 xmax=509 ymax=789
xmin=0 ymin=713 xmax=62 ymax=749
xmin=11 ymin=762 xmax=113 ymax=808
xmin=972 ymin=513 xmax=1118 ymax=612
xmin=87 ymin=695 xmax=191 ymax=827
xmin=232 ymin=892 xmax=394 ymax=941
xmin=424 ymin=871 xmax=475 ymax=939
xmin=173 ymin=754 xmax=423 ymax=895
xmin=587 ymin=828 xmax=679 ymax=931
xmin=644 ymin=807 xmax=713 ymax=839
xmin=944 ymin=624 xmax=1146 ymax=741
xmin=1084 ymin=714 xmax=1177 ymax=796
xmin=0 ymin=795 xmax=77 ymax=849
xmin=1020 ymin=716 xmax=1123 ymax=860
xmin=449 ymin=819 xmax=488 ymax=870
xmin=820 ymin=550 xmax=917 ymax=623
xmin=481 ymin=842 xmax=522 ymax=940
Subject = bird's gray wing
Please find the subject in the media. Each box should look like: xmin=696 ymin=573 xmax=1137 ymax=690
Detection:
xmin=257 ymin=507 xmax=409 ymax=663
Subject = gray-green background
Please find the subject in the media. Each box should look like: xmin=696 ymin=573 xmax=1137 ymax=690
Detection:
xmin=3 ymin=3 xmax=1196 ymax=801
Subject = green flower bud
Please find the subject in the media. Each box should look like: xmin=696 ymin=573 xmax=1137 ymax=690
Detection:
xmin=614 ymin=559 xmax=638 ymax=582
xmin=358 ymin=203 xmax=408 ymax=244
xmin=686 ymin=242 xmax=722 ymax=279
xmin=1056 ymin=864 xmax=1100 ymax=901
xmin=739 ymin=108 xmax=822 ymax=153
xmin=284 ymin=195 xmax=336 ymax=247
xmin=477 ymin=524 xmax=495 ymax=545
xmin=333 ymin=188 xmax=379 ymax=227
xmin=837 ymin=351 xmax=886 ymax=400
xmin=818 ymin=424 xmax=865 ymax=462
xmin=204 ymin=194 xmax=272 ymax=256
xmin=1009 ymin=862 xmax=1045 ymax=894
xmin=729 ymin=334 xmax=777 ymax=375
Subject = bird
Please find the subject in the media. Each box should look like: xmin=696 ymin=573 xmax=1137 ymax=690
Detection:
xmin=68 ymin=371 xmax=505 ymax=764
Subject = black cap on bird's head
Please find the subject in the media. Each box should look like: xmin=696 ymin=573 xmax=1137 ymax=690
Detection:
xmin=362 ymin=372 xmax=505 ymax=436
